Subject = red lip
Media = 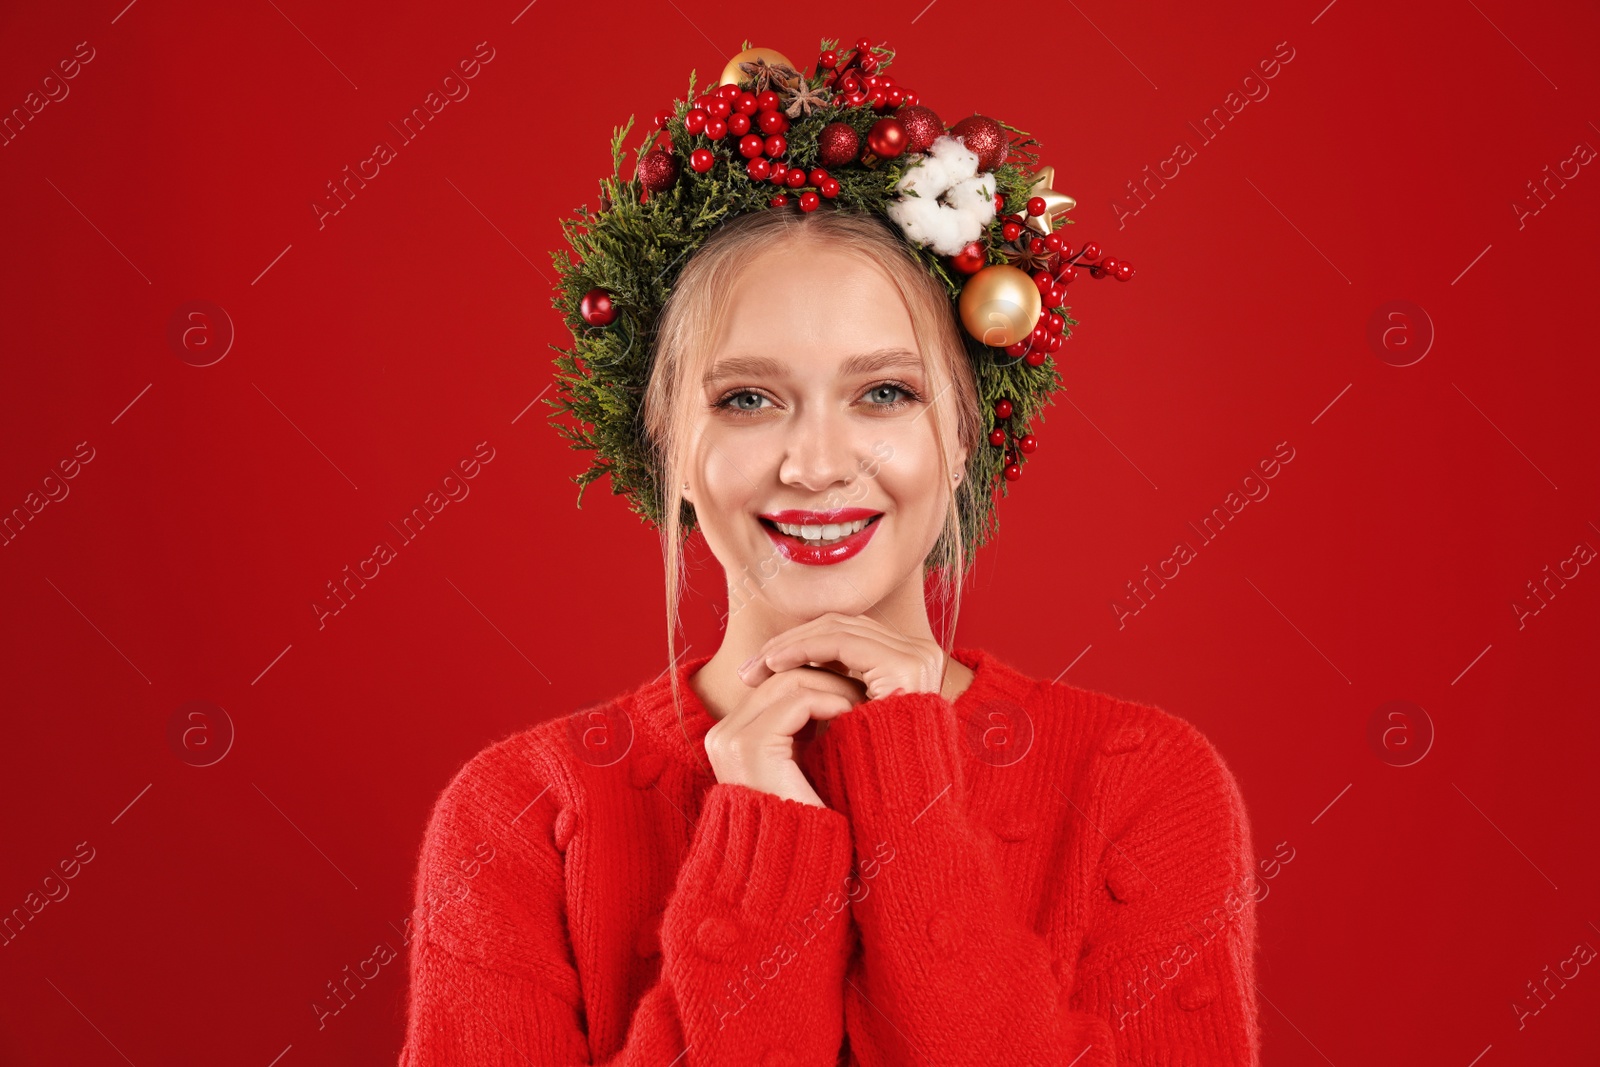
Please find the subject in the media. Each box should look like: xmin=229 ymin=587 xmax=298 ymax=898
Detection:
xmin=759 ymin=509 xmax=883 ymax=566
xmin=760 ymin=507 xmax=883 ymax=525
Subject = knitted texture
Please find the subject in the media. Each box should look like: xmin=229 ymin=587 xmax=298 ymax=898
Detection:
xmin=397 ymin=647 xmax=1262 ymax=1065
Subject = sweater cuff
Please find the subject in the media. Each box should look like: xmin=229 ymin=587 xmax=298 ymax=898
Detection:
xmin=823 ymin=690 xmax=967 ymax=825
xmin=665 ymin=781 xmax=855 ymax=943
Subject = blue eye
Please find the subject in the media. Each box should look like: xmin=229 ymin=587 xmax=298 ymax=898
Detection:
xmin=712 ymin=381 xmax=924 ymax=417
xmin=715 ymin=390 xmax=773 ymax=414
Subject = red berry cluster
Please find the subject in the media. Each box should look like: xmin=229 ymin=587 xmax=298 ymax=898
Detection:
xmin=817 ymin=37 xmax=919 ymax=111
xmin=1003 ymin=228 xmax=1135 ymax=369
xmin=985 ymin=397 xmax=1039 ymax=481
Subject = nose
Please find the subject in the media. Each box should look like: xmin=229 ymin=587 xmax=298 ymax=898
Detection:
xmin=777 ymin=405 xmax=862 ymax=496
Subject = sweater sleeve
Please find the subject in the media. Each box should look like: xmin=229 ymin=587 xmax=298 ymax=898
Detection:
xmin=397 ymin=741 xmax=857 ymax=1067
xmin=1064 ymin=714 xmax=1263 ymax=1066
xmin=821 ymin=690 xmax=1259 ymax=1067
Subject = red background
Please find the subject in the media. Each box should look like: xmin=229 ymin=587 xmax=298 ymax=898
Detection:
xmin=2 ymin=0 xmax=1597 ymax=1062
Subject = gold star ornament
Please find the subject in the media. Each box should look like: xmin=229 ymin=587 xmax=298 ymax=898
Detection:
xmin=1021 ymin=165 xmax=1077 ymax=236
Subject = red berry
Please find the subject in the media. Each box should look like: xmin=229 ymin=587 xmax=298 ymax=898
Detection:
xmin=819 ymin=178 xmax=841 ymax=198
xmin=1024 ymin=349 xmax=1047 ymax=367
xmin=1029 ymin=237 xmax=1046 ymax=254
xmin=1047 ymin=313 xmax=1064 ymax=334
xmin=1115 ymin=261 xmax=1135 ymax=281
xmin=739 ymin=134 xmax=765 ymax=159
xmin=1046 ymin=333 xmax=1063 ymax=352
xmin=994 ymin=398 xmax=1014 ymax=419
xmin=654 ymin=109 xmax=673 ymax=129
xmin=705 ymin=119 xmax=727 ymax=140
xmin=765 ymin=134 xmax=787 ymax=157
xmin=768 ymin=165 xmax=789 ymax=186
xmin=707 ymin=98 xmax=731 ymax=119
xmin=860 ymin=54 xmax=878 ymax=75
xmin=855 ymin=37 xmax=872 ymax=53
xmin=1004 ymin=341 xmax=1028 ymax=357
xmin=1101 ymin=257 xmax=1121 ymax=275
xmin=1019 ymin=434 xmax=1038 ymax=454
xmin=728 ymin=113 xmax=750 ymax=136
xmin=1002 ymin=222 xmax=1023 ymax=242
xmin=1049 ymin=284 xmax=1067 ymax=306
xmin=1080 ymin=242 xmax=1102 ymax=261
xmin=988 ymin=428 xmax=1006 ymax=446
xmin=1031 ymin=325 xmax=1048 ymax=346
xmin=756 ymin=90 xmax=781 ymax=111
xmin=746 ymin=157 xmax=772 ymax=181
xmin=689 ymin=148 xmax=715 ymax=173
xmin=685 ymin=108 xmax=709 ymax=134
xmin=1032 ymin=271 xmax=1053 ymax=293
xmin=786 ymin=168 xmax=806 ymax=188
xmin=1004 ymin=462 xmax=1021 ymax=481
xmin=717 ymin=84 xmax=739 ymax=101
xmin=1057 ymin=264 xmax=1079 ymax=284
xmin=1027 ymin=196 xmax=1046 ymax=217
xmin=809 ymin=168 xmax=829 ymax=186
xmin=770 ymin=193 xmax=791 ymax=207
xmin=820 ymin=50 xmax=838 ymax=69
xmin=1043 ymin=232 xmax=1064 ymax=252
xmin=902 ymin=91 xmax=919 ymax=106
xmin=799 ymin=190 xmax=821 ymax=211
xmin=734 ymin=91 xmax=758 ymax=115
xmin=757 ymin=109 xmax=787 ymax=135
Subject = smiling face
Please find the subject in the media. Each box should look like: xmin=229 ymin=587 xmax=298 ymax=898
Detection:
xmin=683 ymin=235 xmax=969 ymax=626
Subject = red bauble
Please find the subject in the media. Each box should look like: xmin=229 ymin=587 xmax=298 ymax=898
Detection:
xmin=1024 ymin=349 xmax=1048 ymax=367
xmin=1019 ymin=434 xmax=1038 ymax=454
xmin=636 ymin=149 xmax=679 ymax=194
xmin=738 ymin=134 xmax=765 ymax=159
xmin=579 ymin=288 xmax=616 ymax=327
xmin=949 ymin=114 xmax=1008 ymax=171
xmin=689 ymin=148 xmax=715 ymax=173
xmin=819 ymin=178 xmax=840 ymax=199
xmin=799 ymin=191 xmax=821 ymax=212
xmin=818 ymin=122 xmax=861 ymax=167
xmin=988 ymin=428 xmax=1006 ymax=447
xmin=896 ymin=105 xmax=944 ymax=153
xmin=863 ymin=118 xmax=907 ymax=164
xmin=1004 ymin=462 xmax=1021 ymax=481
xmin=950 ymin=241 xmax=987 ymax=275
xmin=994 ymin=397 xmax=1014 ymax=420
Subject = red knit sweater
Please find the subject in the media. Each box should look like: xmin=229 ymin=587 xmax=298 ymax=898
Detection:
xmin=397 ymin=646 xmax=1261 ymax=1066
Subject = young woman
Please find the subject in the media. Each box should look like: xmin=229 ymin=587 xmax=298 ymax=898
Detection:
xmin=397 ymin=207 xmax=1263 ymax=1065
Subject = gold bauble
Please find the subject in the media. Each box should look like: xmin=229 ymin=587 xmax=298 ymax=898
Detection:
xmin=959 ymin=265 xmax=1042 ymax=348
xmin=720 ymin=47 xmax=798 ymax=90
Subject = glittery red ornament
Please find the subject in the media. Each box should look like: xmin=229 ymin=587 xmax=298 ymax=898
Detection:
xmin=949 ymin=114 xmax=1008 ymax=171
xmin=896 ymin=104 xmax=944 ymax=154
xmin=818 ymin=122 xmax=860 ymax=167
xmin=636 ymin=149 xmax=679 ymax=194
xmin=580 ymin=288 xmax=616 ymax=327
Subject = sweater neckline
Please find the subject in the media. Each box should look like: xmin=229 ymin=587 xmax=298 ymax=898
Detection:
xmin=630 ymin=645 xmax=1014 ymax=775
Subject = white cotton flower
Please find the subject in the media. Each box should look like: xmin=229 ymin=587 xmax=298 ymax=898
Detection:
xmin=885 ymin=135 xmax=998 ymax=256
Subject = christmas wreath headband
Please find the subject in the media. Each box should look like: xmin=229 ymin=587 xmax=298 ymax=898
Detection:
xmin=546 ymin=35 xmax=1133 ymax=564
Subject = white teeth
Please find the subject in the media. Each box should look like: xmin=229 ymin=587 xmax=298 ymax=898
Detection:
xmin=772 ymin=517 xmax=872 ymax=544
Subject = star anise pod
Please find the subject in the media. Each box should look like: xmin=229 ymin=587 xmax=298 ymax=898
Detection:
xmin=739 ymin=57 xmax=801 ymax=96
xmin=1002 ymin=240 xmax=1055 ymax=273
xmin=782 ymin=78 xmax=833 ymax=119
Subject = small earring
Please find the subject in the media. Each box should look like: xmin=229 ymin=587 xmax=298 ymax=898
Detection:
xmin=952 ymin=472 xmax=962 ymax=483
xmin=682 ymin=482 xmax=689 ymax=491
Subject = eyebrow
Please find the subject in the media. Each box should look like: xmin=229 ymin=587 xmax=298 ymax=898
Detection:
xmin=702 ymin=347 xmax=924 ymax=387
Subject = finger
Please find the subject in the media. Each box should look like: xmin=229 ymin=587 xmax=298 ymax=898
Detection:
xmin=740 ymin=616 xmax=909 ymax=688
xmin=750 ymin=630 xmax=889 ymax=687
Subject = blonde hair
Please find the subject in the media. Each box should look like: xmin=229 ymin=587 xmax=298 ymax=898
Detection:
xmin=641 ymin=207 xmax=984 ymax=763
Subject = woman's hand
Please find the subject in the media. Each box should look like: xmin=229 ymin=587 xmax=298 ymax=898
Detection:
xmin=705 ymin=665 xmax=868 ymax=808
xmin=737 ymin=612 xmax=945 ymax=701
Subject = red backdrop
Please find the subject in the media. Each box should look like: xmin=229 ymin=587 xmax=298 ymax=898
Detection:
xmin=2 ymin=0 xmax=1597 ymax=1062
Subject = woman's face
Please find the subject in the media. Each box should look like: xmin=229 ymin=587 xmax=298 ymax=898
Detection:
xmin=684 ymin=239 xmax=967 ymax=624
